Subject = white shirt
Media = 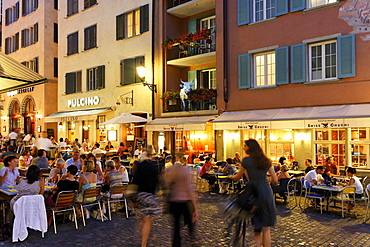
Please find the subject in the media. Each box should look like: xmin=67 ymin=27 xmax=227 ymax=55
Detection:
xmin=304 ymin=169 xmax=323 ymax=186
xmin=9 ymin=132 xmax=18 ymax=140
xmin=35 ymin=138 xmax=53 ymax=151
xmin=350 ymin=176 xmax=363 ymax=194
xmin=0 ymin=167 xmax=19 ymax=187
xmin=23 ymin=134 xmax=31 ymax=142
xmin=92 ymin=148 xmax=104 ymax=155
xmin=58 ymin=142 xmax=67 ymax=148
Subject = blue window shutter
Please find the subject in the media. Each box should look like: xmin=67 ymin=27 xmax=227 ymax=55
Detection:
xmin=290 ymin=0 xmax=306 ymax=12
xmin=188 ymin=70 xmax=197 ymax=86
xmin=238 ymin=54 xmax=251 ymax=89
xmin=188 ymin=19 xmax=197 ymax=33
xmin=238 ymin=0 xmax=250 ymax=26
xmin=276 ymin=47 xmax=289 ymax=85
xmin=275 ymin=0 xmax=288 ymax=16
xmin=338 ymin=34 xmax=355 ymax=78
xmin=291 ymin=43 xmax=306 ymax=83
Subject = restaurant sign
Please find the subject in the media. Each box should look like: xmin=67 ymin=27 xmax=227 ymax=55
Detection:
xmin=68 ymin=96 xmax=100 ymax=108
xmin=305 ymin=119 xmax=350 ymax=129
xmin=7 ymin=87 xmax=34 ymax=97
xmin=237 ymin=122 xmax=270 ymax=130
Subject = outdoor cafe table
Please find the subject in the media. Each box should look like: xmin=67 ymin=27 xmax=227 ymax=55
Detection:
xmin=288 ymin=170 xmax=305 ymax=177
xmin=206 ymin=171 xmax=226 ymax=190
xmin=312 ymin=185 xmax=345 ymax=212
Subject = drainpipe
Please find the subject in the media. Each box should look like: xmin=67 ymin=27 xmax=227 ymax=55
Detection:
xmin=223 ymin=0 xmax=228 ymax=106
xmin=151 ymin=0 xmax=156 ymax=120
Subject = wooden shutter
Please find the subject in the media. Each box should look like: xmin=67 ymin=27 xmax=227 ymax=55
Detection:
xmin=54 ymin=23 xmax=58 ymax=43
xmin=275 ymin=0 xmax=288 ymax=16
xmin=34 ymin=23 xmax=38 ymax=43
xmin=15 ymin=2 xmax=20 ymax=20
xmin=34 ymin=57 xmax=39 ymax=73
xmin=5 ymin=8 xmax=9 ymax=25
xmin=65 ymin=72 xmax=76 ymax=94
xmin=97 ymin=65 xmax=105 ymax=89
xmin=238 ymin=54 xmax=251 ymax=89
xmin=124 ymin=58 xmax=136 ymax=85
xmin=338 ymin=34 xmax=355 ymax=78
xmin=21 ymin=29 xmax=26 ymax=48
xmin=120 ymin=60 xmax=124 ymax=85
xmin=116 ymin=14 xmax=125 ymax=40
xmin=76 ymin=71 xmax=82 ymax=92
xmin=290 ymin=43 xmax=306 ymax=83
xmin=188 ymin=70 xmax=198 ymax=87
xmin=34 ymin=0 xmax=38 ymax=10
xmin=140 ymin=4 xmax=149 ymax=33
xmin=276 ymin=47 xmax=289 ymax=85
xmin=290 ymin=0 xmax=306 ymax=12
xmin=22 ymin=0 xmax=26 ymax=16
xmin=54 ymin=0 xmax=58 ymax=10
xmin=5 ymin=38 xmax=9 ymax=54
xmin=238 ymin=0 xmax=250 ymax=25
xmin=15 ymin=33 xmax=19 ymax=51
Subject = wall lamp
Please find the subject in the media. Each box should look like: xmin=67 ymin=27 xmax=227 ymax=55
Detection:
xmin=36 ymin=113 xmax=42 ymax=120
xmin=136 ymin=66 xmax=157 ymax=93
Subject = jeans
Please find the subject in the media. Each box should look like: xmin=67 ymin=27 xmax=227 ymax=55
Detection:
xmin=169 ymin=201 xmax=194 ymax=247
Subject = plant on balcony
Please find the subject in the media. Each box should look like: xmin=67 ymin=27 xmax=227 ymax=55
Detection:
xmin=162 ymin=28 xmax=212 ymax=50
xmin=187 ymin=88 xmax=217 ymax=103
xmin=161 ymin=90 xmax=180 ymax=101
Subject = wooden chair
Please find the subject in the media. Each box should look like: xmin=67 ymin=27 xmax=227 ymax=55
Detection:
xmin=78 ymin=186 xmax=104 ymax=226
xmin=330 ymin=186 xmax=356 ymax=217
xmin=105 ymin=183 xmax=128 ymax=220
xmin=48 ymin=190 xmax=78 ymax=234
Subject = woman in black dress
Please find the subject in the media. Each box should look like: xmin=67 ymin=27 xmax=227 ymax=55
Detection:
xmin=229 ymin=139 xmax=277 ymax=247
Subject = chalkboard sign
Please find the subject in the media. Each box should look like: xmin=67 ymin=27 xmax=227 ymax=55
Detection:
xmin=134 ymin=137 xmax=146 ymax=150
xmin=47 ymin=128 xmax=55 ymax=138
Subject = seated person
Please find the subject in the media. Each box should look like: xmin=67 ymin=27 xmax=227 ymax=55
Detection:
xmin=0 ymin=146 xmax=17 ymax=159
xmin=49 ymin=158 xmax=67 ymax=183
xmin=92 ymin=143 xmax=104 ymax=155
xmin=76 ymin=161 xmax=97 ymax=203
xmin=112 ymin=156 xmax=129 ymax=183
xmin=31 ymin=149 xmax=49 ymax=169
xmin=219 ymin=158 xmax=237 ymax=195
xmin=304 ymin=166 xmax=325 ymax=186
xmin=324 ymin=156 xmax=340 ymax=177
xmin=346 ymin=167 xmax=363 ymax=198
xmin=304 ymin=159 xmax=314 ymax=174
xmin=0 ymin=155 xmax=20 ymax=187
xmin=18 ymin=150 xmax=32 ymax=168
xmin=10 ymin=165 xmax=44 ymax=210
xmin=102 ymin=160 xmax=123 ymax=193
xmin=85 ymin=153 xmax=103 ymax=181
xmin=66 ymin=152 xmax=83 ymax=171
xmin=232 ymin=152 xmax=241 ymax=165
xmin=105 ymin=141 xmax=114 ymax=151
xmin=271 ymin=165 xmax=291 ymax=203
xmin=199 ymin=157 xmax=216 ymax=191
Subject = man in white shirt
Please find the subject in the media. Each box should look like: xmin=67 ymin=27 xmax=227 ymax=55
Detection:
xmin=134 ymin=146 xmax=143 ymax=158
xmin=8 ymin=130 xmax=18 ymax=147
xmin=66 ymin=152 xmax=83 ymax=170
xmin=35 ymin=131 xmax=53 ymax=151
xmin=304 ymin=166 xmax=325 ymax=187
xmin=91 ymin=143 xmax=104 ymax=155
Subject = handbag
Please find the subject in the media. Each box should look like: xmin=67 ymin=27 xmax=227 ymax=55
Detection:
xmin=124 ymin=184 xmax=138 ymax=200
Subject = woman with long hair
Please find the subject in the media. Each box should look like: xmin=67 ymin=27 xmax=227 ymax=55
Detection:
xmin=229 ymin=139 xmax=277 ymax=247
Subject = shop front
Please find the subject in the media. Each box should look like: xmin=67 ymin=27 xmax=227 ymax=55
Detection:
xmin=213 ymin=104 xmax=370 ymax=172
xmin=146 ymin=116 xmax=216 ymax=163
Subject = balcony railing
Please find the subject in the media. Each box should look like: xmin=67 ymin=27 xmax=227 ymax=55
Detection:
xmin=164 ymin=97 xmax=216 ymax=113
xmin=167 ymin=38 xmax=216 ymax=61
xmin=168 ymin=0 xmax=192 ymax=9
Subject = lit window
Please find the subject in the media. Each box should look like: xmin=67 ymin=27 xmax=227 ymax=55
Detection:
xmin=309 ymin=40 xmax=337 ymax=81
xmin=308 ymin=0 xmax=337 ymax=9
xmin=254 ymin=52 xmax=275 ymax=87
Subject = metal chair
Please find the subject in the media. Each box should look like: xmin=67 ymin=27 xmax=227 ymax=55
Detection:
xmin=78 ymin=186 xmax=104 ymax=226
xmin=364 ymin=188 xmax=370 ymax=222
xmin=48 ymin=190 xmax=78 ymax=234
xmin=106 ymin=183 xmax=128 ymax=220
xmin=330 ymin=186 xmax=356 ymax=217
xmin=285 ymin=178 xmax=299 ymax=208
xmin=302 ymin=180 xmax=325 ymax=214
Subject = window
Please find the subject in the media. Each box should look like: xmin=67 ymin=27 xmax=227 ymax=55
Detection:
xmin=254 ymin=51 xmax=275 ymax=87
xmin=21 ymin=23 xmax=38 ymax=48
xmin=54 ymin=0 xmax=58 ymax=10
xmin=314 ymin=129 xmax=345 ymax=166
xmin=84 ymin=0 xmax=97 ymax=9
xmin=54 ymin=58 xmax=58 ymax=78
xmin=120 ymin=56 xmax=145 ymax=85
xmin=87 ymin=66 xmax=105 ymax=91
xmin=253 ymin=0 xmax=275 ymax=22
xmin=67 ymin=32 xmax=78 ymax=55
xmin=22 ymin=0 xmax=38 ymax=16
xmin=116 ymin=4 xmax=149 ymax=40
xmin=21 ymin=57 xmax=38 ymax=73
xmin=309 ymin=40 xmax=337 ymax=81
xmin=5 ymin=33 xmax=19 ymax=54
xmin=201 ymin=69 xmax=216 ymax=89
xmin=54 ymin=23 xmax=58 ymax=43
xmin=67 ymin=0 xmax=78 ymax=16
xmin=65 ymin=71 xmax=82 ymax=94
xmin=5 ymin=2 xmax=19 ymax=26
xmin=84 ymin=24 xmax=97 ymax=50
xmin=200 ymin=16 xmax=216 ymax=52
xmin=351 ymin=128 xmax=370 ymax=168
xmin=308 ymin=0 xmax=337 ymax=8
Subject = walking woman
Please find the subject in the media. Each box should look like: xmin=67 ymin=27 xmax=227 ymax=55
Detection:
xmin=229 ymin=139 xmax=277 ymax=247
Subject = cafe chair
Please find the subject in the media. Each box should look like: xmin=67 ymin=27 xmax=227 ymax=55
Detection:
xmin=330 ymin=186 xmax=356 ymax=217
xmin=78 ymin=186 xmax=104 ymax=226
xmin=105 ymin=183 xmax=128 ymax=220
xmin=364 ymin=188 xmax=370 ymax=222
xmin=48 ymin=190 xmax=78 ymax=234
xmin=12 ymin=195 xmax=47 ymax=242
xmin=285 ymin=178 xmax=299 ymax=208
xmin=303 ymin=180 xmax=325 ymax=214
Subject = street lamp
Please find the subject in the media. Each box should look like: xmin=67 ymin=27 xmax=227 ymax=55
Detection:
xmin=136 ymin=66 xmax=157 ymax=93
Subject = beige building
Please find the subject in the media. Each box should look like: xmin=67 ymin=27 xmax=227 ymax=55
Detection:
xmin=47 ymin=0 xmax=153 ymax=148
xmin=1 ymin=0 xmax=58 ymax=138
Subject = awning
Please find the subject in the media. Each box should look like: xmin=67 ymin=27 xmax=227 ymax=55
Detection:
xmin=146 ymin=115 xmax=215 ymax=131
xmin=44 ymin=108 xmax=112 ymax=122
xmin=101 ymin=113 xmax=148 ymax=124
xmin=0 ymin=52 xmax=47 ymax=93
xmin=213 ymin=104 xmax=370 ymax=130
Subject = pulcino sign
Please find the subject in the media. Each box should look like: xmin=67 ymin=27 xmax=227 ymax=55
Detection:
xmin=68 ymin=96 xmax=100 ymax=108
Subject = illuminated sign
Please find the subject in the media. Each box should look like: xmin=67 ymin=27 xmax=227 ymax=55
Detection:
xmin=7 ymin=87 xmax=34 ymax=97
xmin=305 ymin=119 xmax=350 ymax=129
xmin=68 ymin=96 xmax=100 ymax=108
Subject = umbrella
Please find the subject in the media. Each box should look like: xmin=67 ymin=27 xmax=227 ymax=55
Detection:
xmin=100 ymin=113 xmax=148 ymax=124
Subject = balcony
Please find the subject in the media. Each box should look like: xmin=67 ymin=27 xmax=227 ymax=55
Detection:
xmin=164 ymin=97 xmax=217 ymax=113
xmin=167 ymin=0 xmax=216 ymax=18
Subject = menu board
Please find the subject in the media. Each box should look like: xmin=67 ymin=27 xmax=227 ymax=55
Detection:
xmin=134 ymin=137 xmax=146 ymax=150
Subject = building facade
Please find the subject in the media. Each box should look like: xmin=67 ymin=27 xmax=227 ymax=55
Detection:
xmin=49 ymin=0 xmax=153 ymax=147
xmin=215 ymin=0 xmax=370 ymax=171
xmin=1 ymin=0 xmax=58 ymax=138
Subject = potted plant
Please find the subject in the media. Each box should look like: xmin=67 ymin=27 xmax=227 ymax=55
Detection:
xmin=161 ymin=90 xmax=180 ymax=105
xmin=162 ymin=28 xmax=212 ymax=51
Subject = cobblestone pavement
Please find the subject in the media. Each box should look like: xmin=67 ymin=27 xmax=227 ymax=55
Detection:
xmin=2 ymin=193 xmax=370 ymax=247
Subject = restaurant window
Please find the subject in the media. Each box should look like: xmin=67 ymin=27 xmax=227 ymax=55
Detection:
xmin=67 ymin=31 xmax=78 ymax=55
xmin=5 ymin=2 xmax=19 ymax=26
xmin=200 ymin=69 xmax=216 ymax=89
xmin=350 ymin=128 xmax=370 ymax=168
xmin=253 ymin=0 xmax=275 ymax=22
xmin=84 ymin=0 xmax=97 ymax=9
xmin=254 ymin=51 xmax=276 ymax=87
xmin=269 ymin=129 xmax=294 ymax=165
xmin=120 ymin=56 xmax=144 ymax=85
xmin=22 ymin=0 xmax=38 ymax=16
xmin=65 ymin=71 xmax=82 ymax=94
xmin=241 ymin=129 xmax=266 ymax=152
xmin=116 ymin=4 xmax=149 ymax=40
xmin=84 ymin=24 xmax=97 ymax=51
xmin=10 ymin=100 xmax=21 ymax=131
xmin=54 ymin=23 xmax=58 ymax=43
xmin=314 ymin=128 xmax=345 ymax=166
xmin=178 ymin=124 xmax=215 ymax=154
xmin=308 ymin=0 xmax=336 ymax=9
xmin=5 ymin=33 xmax=19 ymax=54
xmin=21 ymin=23 xmax=38 ymax=48
xmin=67 ymin=0 xmax=78 ymax=17
xmin=309 ymin=40 xmax=337 ymax=82
xmin=21 ymin=57 xmax=38 ymax=73
xmin=87 ymin=65 xmax=105 ymax=91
